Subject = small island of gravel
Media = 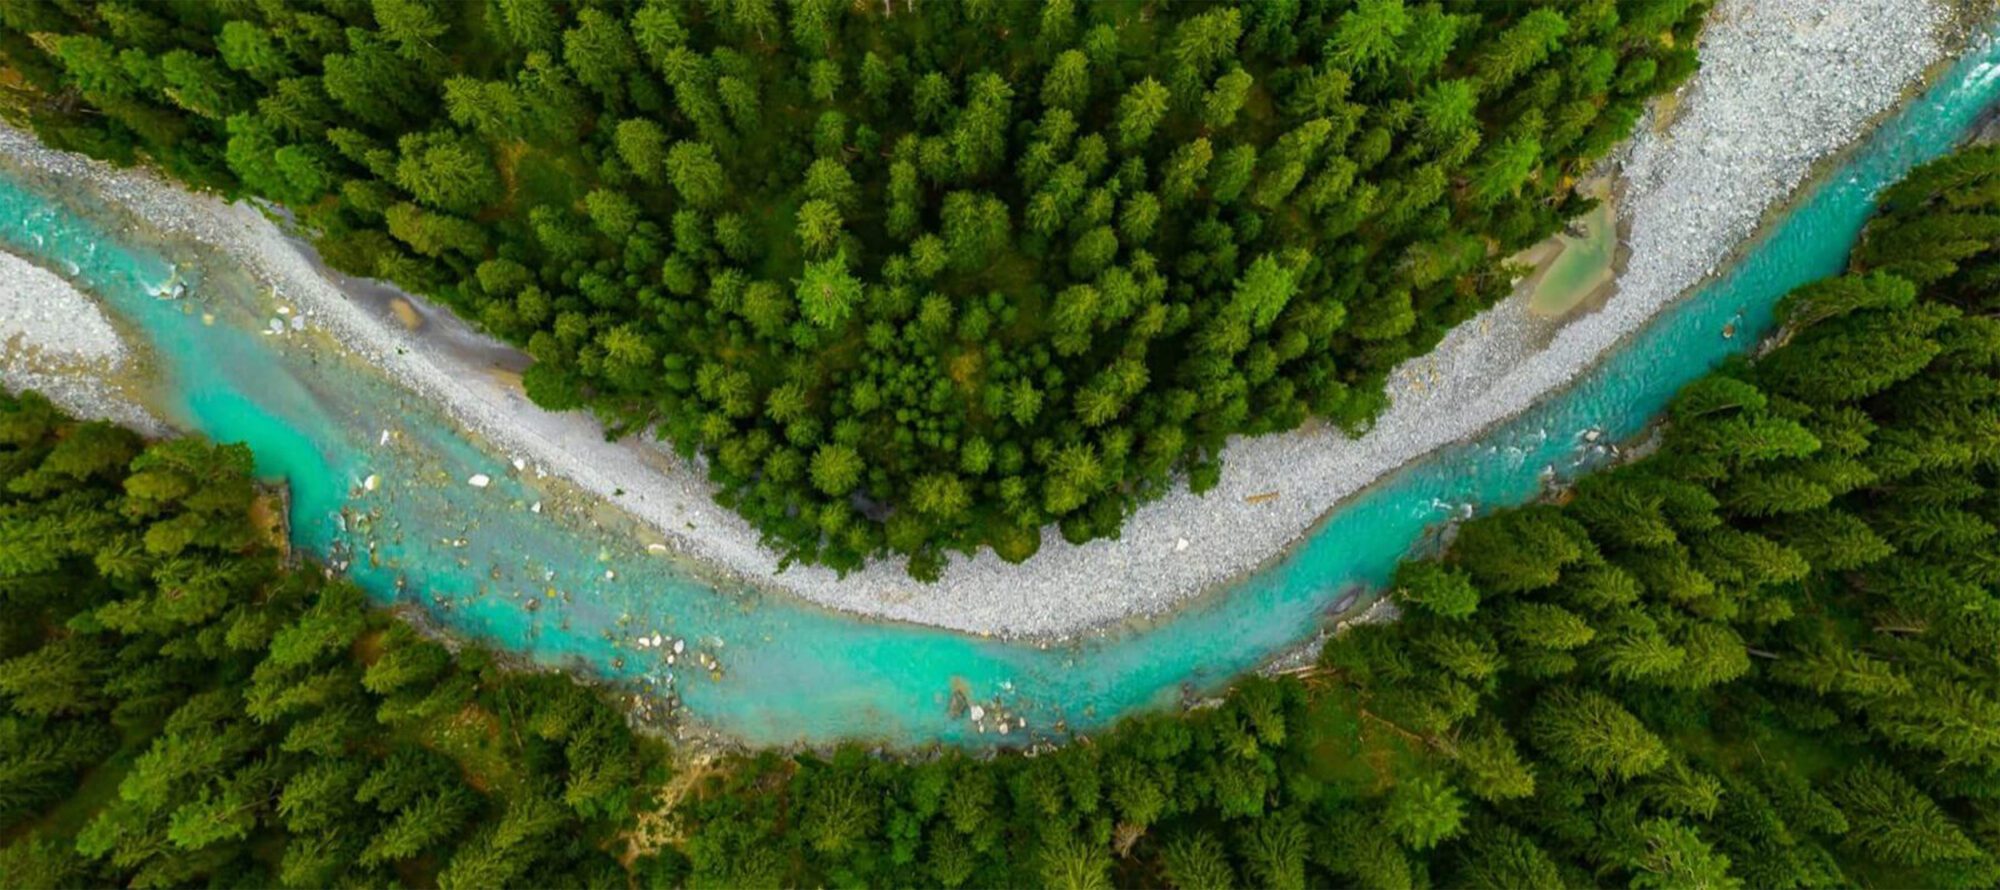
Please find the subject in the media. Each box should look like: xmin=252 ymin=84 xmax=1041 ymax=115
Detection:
xmin=0 ymin=249 xmax=163 ymax=435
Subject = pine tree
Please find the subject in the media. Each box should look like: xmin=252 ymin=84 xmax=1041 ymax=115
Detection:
xmin=1115 ymin=78 xmax=1170 ymax=150
xmin=1327 ymin=0 xmax=1410 ymax=74
xmin=1384 ymin=775 xmax=1466 ymax=850
xmin=665 ymin=140 xmax=727 ymax=208
xmin=1498 ymin=602 xmax=1594 ymax=651
xmin=1238 ymin=814 xmax=1308 ymax=890
xmin=494 ymin=0 xmax=562 ymax=52
xmin=1201 ymin=68 xmax=1253 ymax=130
xmin=1448 ymin=820 xmax=1563 ymax=889
xmin=1042 ymin=50 xmax=1090 ymax=111
xmin=394 ymin=131 xmax=501 ymax=215
xmin=1450 ymin=721 xmax=1537 ymax=802
xmin=0 ymin=636 xmax=107 ymax=717
xmin=1528 ymin=688 xmax=1668 ymax=781
xmin=1628 ymin=818 xmax=1740 ymax=890
xmin=1038 ymin=829 xmax=1111 ymax=890
xmin=561 ymin=8 xmax=637 ymax=99
xmin=1159 ymin=831 xmax=1236 ymax=890
xmin=1472 ymin=8 xmax=1569 ymax=90
xmin=795 ymin=252 xmax=861 ymax=329
xmin=1828 ymin=762 xmax=1985 ymax=868
xmin=360 ymin=788 xmax=477 ymax=866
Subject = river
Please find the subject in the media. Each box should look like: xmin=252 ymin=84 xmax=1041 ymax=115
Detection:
xmin=3 ymin=31 xmax=1999 ymax=747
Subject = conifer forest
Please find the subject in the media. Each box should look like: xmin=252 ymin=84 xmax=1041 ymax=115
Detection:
xmin=2 ymin=1 xmax=1999 ymax=888
xmin=0 ymin=0 xmax=1701 ymax=576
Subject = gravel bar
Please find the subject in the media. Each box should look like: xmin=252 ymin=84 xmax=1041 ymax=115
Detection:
xmin=0 ymin=0 xmax=1950 ymax=639
xmin=0 ymin=249 xmax=166 ymax=434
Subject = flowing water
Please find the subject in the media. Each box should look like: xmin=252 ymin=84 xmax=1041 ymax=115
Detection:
xmin=5 ymin=34 xmax=2000 ymax=746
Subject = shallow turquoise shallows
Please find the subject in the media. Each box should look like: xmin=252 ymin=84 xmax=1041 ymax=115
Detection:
xmin=5 ymin=31 xmax=2000 ymax=746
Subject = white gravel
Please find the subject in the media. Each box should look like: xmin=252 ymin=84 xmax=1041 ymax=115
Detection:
xmin=0 ymin=0 xmax=1951 ymax=638
xmin=0 ymin=249 xmax=165 ymax=433
xmin=778 ymin=0 xmax=1949 ymax=636
xmin=0 ymin=251 xmax=124 ymax=363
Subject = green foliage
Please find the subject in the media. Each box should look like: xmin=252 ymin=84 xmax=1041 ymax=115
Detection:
xmin=10 ymin=139 xmax=2000 ymax=890
xmin=26 ymin=20 xmax=2000 ymax=890
xmin=0 ymin=393 xmax=664 ymax=887
xmin=1528 ymin=688 xmax=1668 ymax=780
xmin=794 ymin=251 xmax=861 ymax=329
xmin=0 ymin=0 xmax=1707 ymax=580
xmin=1392 ymin=560 xmax=1480 ymax=620
xmin=1384 ymin=773 xmax=1466 ymax=850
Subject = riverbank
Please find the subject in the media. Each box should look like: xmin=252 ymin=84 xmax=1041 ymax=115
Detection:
xmin=0 ymin=0 xmax=1957 ymax=640
xmin=783 ymin=0 xmax=1951 ymax=636
xmin=0 ymin=249 xmax=165 ymax=435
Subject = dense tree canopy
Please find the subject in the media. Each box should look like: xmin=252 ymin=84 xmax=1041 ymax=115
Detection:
xmin=0 ymin=392 xmax=671 ymax=887
xmin=0 ymin=0 xmax=1707 ymax=578
xmin=9 ymin=142 xmax=2000 ymax=890
xmin=649 ymin=145 xmax=2000 ymax=888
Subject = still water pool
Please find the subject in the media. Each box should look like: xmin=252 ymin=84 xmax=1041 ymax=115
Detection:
xmin=5 ymin=33 xmax=2000 ymax=746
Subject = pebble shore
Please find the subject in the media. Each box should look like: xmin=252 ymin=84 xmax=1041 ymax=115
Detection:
xmin=0 ymin=0 xmax=1953 ymax=639
xmin=778 ymin=0 xmax=1952 ymax=637
xmin=0 ymin=250 xmax=165 ymax=434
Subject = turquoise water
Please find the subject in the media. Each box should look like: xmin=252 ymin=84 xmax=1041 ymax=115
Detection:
xmin=4 ymin=33 xmax=1999 ymax=746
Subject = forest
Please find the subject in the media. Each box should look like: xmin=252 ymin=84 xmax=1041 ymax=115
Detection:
xmin=0 ymin=392 xmax=676 ymax=886
xmin=0 ymin=0 xmax=1707 ymax=578
xmin=7 ymin=141 xmax=2000 ymax=888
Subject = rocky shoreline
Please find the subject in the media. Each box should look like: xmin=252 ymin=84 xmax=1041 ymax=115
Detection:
xmin=0 ymin=0 xmax=1957 ymax=640
xmin=774 ymin=0 xmax=1955 ymax=637
xmin=0 ymin=250 xmax=166 ymax=435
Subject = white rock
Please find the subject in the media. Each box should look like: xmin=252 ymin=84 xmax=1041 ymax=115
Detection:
xmin=0 ymin=0 xmax=1934 ymax=642
xmin=362 ymin=474 xmax=379 ymax=492
xmin=968 ymin=705 xmax=985 ymax=721
xmin=1175 ymin=538 xmax=1189 ymax=553
xmin=467 ymin=473 xmax=491 ymax=488
xmin=530 ymin=501 xmax=542 ymax=513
